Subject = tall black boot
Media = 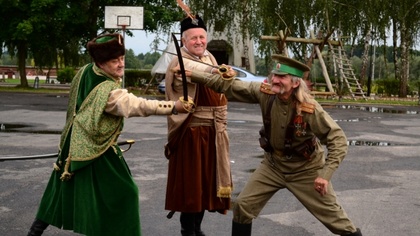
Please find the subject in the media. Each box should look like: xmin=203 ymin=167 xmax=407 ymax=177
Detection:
xmin=27 ymin=218 xmax=49 ymax=236
xmin=232 ymin=220 xmax=252 ymax=236
xmin=194 ymin=211 xmax=205 ymax=236
xmin=342 ymin=228 xmax=362 ymax=236
xmin=180 ymin=212 xmax=196 ymax=236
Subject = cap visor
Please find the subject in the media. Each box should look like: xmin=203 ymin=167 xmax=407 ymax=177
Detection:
xmin=271 ymin=70 xmax=288 ymax=75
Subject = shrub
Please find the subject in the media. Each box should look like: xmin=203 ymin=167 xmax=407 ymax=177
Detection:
xmin=374 ymin=78 xmax=413 ymax=96
xmin=124 ymin=69 xmax=153 ymax=87
xmin=57 ymin=67 xmax=76 ymax=84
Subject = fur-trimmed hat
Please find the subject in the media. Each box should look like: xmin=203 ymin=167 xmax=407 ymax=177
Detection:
xmin=87 ymin=33 xmax=125 ymax=64
xmin=180 ymin=15 xmax=207 ymax=35
xmin=271 ymin=54 xmax=310 ymax=78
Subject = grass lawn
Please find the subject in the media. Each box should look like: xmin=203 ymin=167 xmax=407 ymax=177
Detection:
xmin=0 ymin=79 xmax=164 ymax=98
xmin=318 ymin=98 xmax=418 ymax=106
xmin=1 ymin=79 xmax=418 ymax=106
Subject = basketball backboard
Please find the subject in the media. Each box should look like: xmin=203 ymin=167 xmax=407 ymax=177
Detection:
xmin=104 ymin=6 xmax=144 ymax=29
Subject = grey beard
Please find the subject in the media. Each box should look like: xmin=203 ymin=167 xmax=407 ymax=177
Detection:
xmin=279 ymin=87 xmax=286 ymax=94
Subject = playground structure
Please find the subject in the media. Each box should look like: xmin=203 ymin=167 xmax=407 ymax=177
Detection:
xmin=262 ymin=29 xmax=367 ymax=100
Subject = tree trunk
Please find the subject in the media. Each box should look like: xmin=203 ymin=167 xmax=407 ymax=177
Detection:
xmin=17 ymin=41 xmax=28 ymax=87
xmin=392 ymin=20 xmax=400 ymax=84
xmin=399 ymin=21 xmax=409 ymax=97
xmin=359 ymin=29 xmax=372 ymax=86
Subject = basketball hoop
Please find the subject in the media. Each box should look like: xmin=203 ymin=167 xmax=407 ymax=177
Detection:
xmin=117 ymin=16 xmax=131 ymax=29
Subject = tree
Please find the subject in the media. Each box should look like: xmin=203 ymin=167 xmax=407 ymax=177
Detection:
xmin=187 ymin=0 xmax=420 ymax=98
xmin=125 ymin=49 xmax=142 ymax=69
xmin=0 ymin=0 xmax=181 ymax=87
xmin=386 ymin=0 xmax=420 ymax=97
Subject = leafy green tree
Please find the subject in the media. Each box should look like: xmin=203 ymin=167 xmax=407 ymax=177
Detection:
xmin=125 ymin=49 xmax=142 ymax=69
xmin=0 ymin=0 xmax=181 ymax=87
xmin=188 ymin=0 xmax=420 ymax=97
xmin=386 ymin=0 xmax=420 ymax=96
xmin=143 ymin=52 xmax=161 ymax=66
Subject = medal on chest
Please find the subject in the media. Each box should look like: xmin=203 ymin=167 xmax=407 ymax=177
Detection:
xmin=294 ymin=115 xmax=307 ymax=136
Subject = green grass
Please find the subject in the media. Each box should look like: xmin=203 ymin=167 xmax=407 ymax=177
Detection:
xmin=2 ymin=78 xmax=51 ymax=84
xmin=0 ymin=86 xmax=69 ymax=94
xmin=0 ymin=82 xmax=164 ymax=98
xmin=317 ymin=97 xmax=419 ymax=106
xmin=1 ymin=80 xmax=417 ymax=105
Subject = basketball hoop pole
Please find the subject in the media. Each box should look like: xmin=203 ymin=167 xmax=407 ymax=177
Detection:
xmin=105 ymin=6 xmax=144 ymax=88
xmin=122 ymin=25 xmax=126 ymax=88
xmin=116 ymin=16 xmax=130 ymax=89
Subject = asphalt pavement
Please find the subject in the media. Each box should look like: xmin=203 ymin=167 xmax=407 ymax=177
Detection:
xmin=1 ymin=92 xmax=420 ymax=236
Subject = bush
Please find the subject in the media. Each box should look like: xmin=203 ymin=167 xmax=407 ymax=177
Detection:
xmin=57 ymin=67 xmax=76 ymax=84
xmin=409 ymin=79 xmax=420 ymax=96
xmin=374 ymin=78 xmax=413 ymax=96
xmin=124 ymin=69 xmax=153 ymax=87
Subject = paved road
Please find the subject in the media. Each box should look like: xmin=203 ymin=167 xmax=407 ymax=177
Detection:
xmin=0 ymin=92 xmax=420 ymax=236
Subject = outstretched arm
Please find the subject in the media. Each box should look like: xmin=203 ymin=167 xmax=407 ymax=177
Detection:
xmin=105 ymin=89 xmax=192 ymax=117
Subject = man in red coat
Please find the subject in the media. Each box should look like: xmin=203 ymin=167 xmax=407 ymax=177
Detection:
xmin=164 ymin=15 xmax=232 ymax=236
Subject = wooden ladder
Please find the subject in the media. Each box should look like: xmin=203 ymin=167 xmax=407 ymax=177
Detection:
xmin=328 ymin=43 xmax=367 ymax=100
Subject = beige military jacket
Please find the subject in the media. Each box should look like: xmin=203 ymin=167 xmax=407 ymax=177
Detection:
xmin=190 ymin=71 xmax=348 ymax=181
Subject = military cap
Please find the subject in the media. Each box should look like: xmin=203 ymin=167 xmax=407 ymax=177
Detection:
xmin=87 ymin=33 xmax=125 ymax=64
xmin=271 ymin=54 xmax=310 ymax=78
xmin=180 ymin=15 xmax=207 ymax=35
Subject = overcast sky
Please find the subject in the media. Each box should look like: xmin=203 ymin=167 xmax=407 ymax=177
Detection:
xmin=124 ymin=27 xmax=180 ymax=55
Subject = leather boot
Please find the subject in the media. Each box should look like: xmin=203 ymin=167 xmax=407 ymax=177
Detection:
xmin=194 ymin=211 xmax=205 ymax=236
xmin=27 ymin=218 xmax=49 ymax=236
xmin=232 ymin=220 xmax=252 ymax=236
xmin=180 ymin=212 xmax=195 ymax=236
xmin=342 ymin=228 xmax=362 ymax=236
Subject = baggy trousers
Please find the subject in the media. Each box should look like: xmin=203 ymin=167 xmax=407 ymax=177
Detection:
xmin=232 ymin=159 xmax=357 ymax=235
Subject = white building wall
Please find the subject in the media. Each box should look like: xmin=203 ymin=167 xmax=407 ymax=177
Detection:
xmin=206 ymin=28 xmax=257 ymax=73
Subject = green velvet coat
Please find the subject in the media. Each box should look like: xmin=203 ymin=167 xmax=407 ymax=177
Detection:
xmin=35 ymin=64 xmax=141 ymax=236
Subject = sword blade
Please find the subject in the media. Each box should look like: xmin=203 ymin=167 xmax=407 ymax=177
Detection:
xmin=156 ymin=49 xmax=220 ymax=69
xmin=171 ymin=33 xmax=188 ymax=101
xmin=0 ymin=153 xmax=58 ymax=161
xmin=0 ymin=140 xmax=136 ymax=161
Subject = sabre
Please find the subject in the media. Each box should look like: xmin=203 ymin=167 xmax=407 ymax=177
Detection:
xmin=156 ymin=49 xmax=228 ymax=73
xmin=172 ymin=33 xmax=189 ymax=102
xmin=0 ymin=140 xmax=136 ymax=161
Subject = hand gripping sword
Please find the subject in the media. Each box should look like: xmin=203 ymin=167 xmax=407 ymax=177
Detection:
xmin=171 ymin=33 xmax=195 ymax=113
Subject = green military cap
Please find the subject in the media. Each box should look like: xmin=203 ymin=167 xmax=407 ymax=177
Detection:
xmin=271 ymin=54 xmax=310 ymax=78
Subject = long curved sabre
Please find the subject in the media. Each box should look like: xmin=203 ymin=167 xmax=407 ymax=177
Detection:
xmin=0 ymin=140 xmax=136 ymax=161
xmin=157 ymin=49 xmax=220 ymax=69
xmin=171 ymin=33 xmax=188 ymax=102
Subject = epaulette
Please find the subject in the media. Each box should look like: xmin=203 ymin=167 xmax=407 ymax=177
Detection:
xmin=260 ymin=83 xmax=275 ymax=94
xmin=301 ymin=102 xmax=315 ymax=114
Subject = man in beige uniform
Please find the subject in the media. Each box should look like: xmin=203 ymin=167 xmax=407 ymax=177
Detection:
xmin=174 ymin=55 xmax=362 ymax=236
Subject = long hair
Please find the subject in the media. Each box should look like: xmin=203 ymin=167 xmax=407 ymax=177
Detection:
xmin=291 ymin=76 xmax=314 ymax=115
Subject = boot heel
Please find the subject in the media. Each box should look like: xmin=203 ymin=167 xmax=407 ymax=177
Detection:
xmin=232 ymin=220 xmax=252 ymax=236
xmin=27 ymin=218 xmax=49 ymax=236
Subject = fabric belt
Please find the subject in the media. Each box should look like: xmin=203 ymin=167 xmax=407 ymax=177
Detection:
xmin=189 ymin=105 xmax=224 ymax=126
xmin=188 ymin=105 xmax=232 ymax=198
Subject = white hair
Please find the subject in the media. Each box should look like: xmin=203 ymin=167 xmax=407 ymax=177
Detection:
xmin=291 ymin=76 xmax=314 ymax=115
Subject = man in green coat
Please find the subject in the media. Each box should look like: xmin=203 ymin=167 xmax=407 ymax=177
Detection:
xmin=172 ymin=55 xmax=362 ymax=236
xmin=27 ymin=33 xmax=191 ymax=236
